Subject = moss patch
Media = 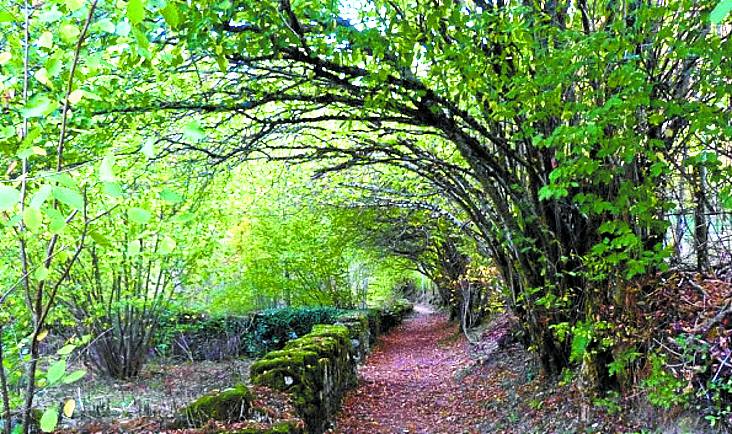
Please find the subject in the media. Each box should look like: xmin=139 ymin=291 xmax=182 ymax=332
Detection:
xmin=249 ymin=302 xmax=413 ymax=434
xmin=176 ymin=383 xmax=252 ymax=427
xmin=251 ymin=324 xmax=353 ymax=433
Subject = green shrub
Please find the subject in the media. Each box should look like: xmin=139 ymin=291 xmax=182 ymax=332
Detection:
xmin=245 ymin=307 xmax=348 ymax=356
xmin=643 ymin=353 xmax=689 ymax=409
xmin=380 ymin=299 xmax=414 ymax=332
xmin=154 ymin=307 xmax=349 ymax=360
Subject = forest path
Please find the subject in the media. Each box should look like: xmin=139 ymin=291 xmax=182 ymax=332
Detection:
xmin=330 ymin=307 xmax=498 ymax=434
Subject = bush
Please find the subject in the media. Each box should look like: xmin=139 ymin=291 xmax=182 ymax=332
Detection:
xmin=245 ymin=307 xmax=348 ymax=356
xmin=379 ymin=299 xmax=414 ymax=332
xmin=155 ymin=307 xmax=348 ymax=360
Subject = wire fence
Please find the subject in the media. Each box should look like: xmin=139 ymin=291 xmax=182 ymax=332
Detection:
xmin=666 ymin=211 xmax=732 ymax=270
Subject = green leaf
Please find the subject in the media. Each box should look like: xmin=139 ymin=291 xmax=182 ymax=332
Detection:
xmin=39 ymin=406 xmax=59 ymax=433
xmin=53 ymin=187 xmax=84 ymax=210
xmin=57 ymin=344 xmax=76 ymax=355
xmin=0 ymin=186 xmax=20 ymax=211
xmin=60 ymin=24 xmax=81 ymax=43
xmin=128 ymin=207 xmax=152 ymax=224
xmin=65 ymin=0 xmax=85 ymax=11
xmin=95 ymin=19 xmax=117 ymax=33
xmin=62 ymin=369 xmax=86 ymax=384
xmin=102 ymin=182 xmax=124 ymax=198
xmin=159 ymin=236 xmax=176 ymax=254
xmin=182 ymin=121 xmax=206 ymax=141
xmin=0 ymin=10 xmax=16 ymax=23
xmin=160 ymin=188 xmax=183 ymax=203
xmin=45 ymin=56 xmax=63 ymax=77
xmin=34 ymin=267 xmax=49 ymax=281
xmin=23 ymin=207 xmax=43 ymax=232
xmin=47 ymin=359 xmax=67 ymax=385
xmin=127 ymin=0 xmax=146 ymax=25
xmin=99 ymin=156 xmax=116 ymax=182
xmin=30 ymin=185 xmax=53 ymax=209
xmin=128 ymin=239 xmax=141 ymax=255
xmin=21 ymin=95 xmax=58 ymax=118
xmin=711 ymin=0 xmax=732 ymax=23
xmin=570 ymin=329 xmax=590 ymax=364
xmin=37 ymin=31 xmax=54 ymax=49
xmin=173 ymin=212 xmax=194 ymax=223
xmin=161 ymin=2 xmax=180 ymax=28
xmin=90 ymin=231 xmax=111 ymax=246
xmin=47 ymin=208 xmax=66 ymax=234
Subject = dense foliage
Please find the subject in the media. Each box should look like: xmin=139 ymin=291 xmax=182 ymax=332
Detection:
xmin=0 ymin=0 xmax=731 ymax=431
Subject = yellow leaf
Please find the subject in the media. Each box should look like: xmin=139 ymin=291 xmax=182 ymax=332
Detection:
xmin=63 ymin=399 xmax=75 ymax=418
xmin=36 ymin=329 xmax=49 ymax=341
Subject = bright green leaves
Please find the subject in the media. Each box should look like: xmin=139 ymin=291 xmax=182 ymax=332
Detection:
xmin=21 ymin=95 xmax=58 ymax=118
xmin=53 ymin=187 xmax=84 ymax=210
xmin=127 ymin=0 xmax=146 ymax=25
xmin=38 ymin=31 xmax=54 ymax=49
xmin=538 ymin=184 xmax=568 ymax=201
xmin=65 ymin=0 xmax=86 ymax=11
xmin=103 ymin=182 xmax=125 ymax=198
xmin=569 ymin=321 xmax=592 ymax=364
xmin=38 ymin=348 xmax=86 ymax=432
xmin=99 ymin=156 xmax=116 ymax=182
xmin=182 ymin=120 xmax=206 ymax=141
xmin=721 ymin=187 xmax=732 ymax=211
xmin=23 ymin=207 xmax=43 ymax=232
xmin=39 ymin=406 xmax=59 ymax=433
xmin=0 ymin=50 xmax=11 ymax=65
xmin=128 ymin=207 xmax=152 ymax=224
xmin=159 ymin=188 xmax=183 ymax=203
xmin=34 ymin=266 xmax=50 ymax=281
xmin=60 ymin=23 xmax=81 ymax=43
xmin=0 ymin=9 xmax=16 ymax=22
xmin=0 ymin=185 xmax=21 ymax=211
xmin=47 ymin=208 xmax=67 ymax=233
xmin=159 ymin=236 xmax=176 ymax=254
xmin=98 ymin=156 xmax=125 ymax=197
xmin=161 ymin=2 xmax=180 ymax=28
xmin=63 ymin=369 xmax=86 ymax=384
xmin=46 ymin=359 xmax=67 ymax=385
xmin=711 ymin=0 xmax=732 ymax=23
xmin=30 ymin=185 xmax=53 ymax=209
xmin=128 ymin=239 xmax=141 ymax=255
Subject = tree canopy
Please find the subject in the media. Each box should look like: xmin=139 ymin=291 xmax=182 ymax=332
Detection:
xmin=1 ymin=0 xmax=732 ymax=431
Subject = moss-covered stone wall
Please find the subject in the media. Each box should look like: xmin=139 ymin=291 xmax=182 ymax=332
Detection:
xmin=250 ymin=300 xmax=413 ymax=433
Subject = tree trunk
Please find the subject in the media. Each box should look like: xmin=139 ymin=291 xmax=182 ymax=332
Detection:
xmin=694 ymin=164 xmax=709 ymax=273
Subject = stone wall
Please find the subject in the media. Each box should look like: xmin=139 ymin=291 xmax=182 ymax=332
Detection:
xmin=250 ymin=301 xmax=413 ymax=433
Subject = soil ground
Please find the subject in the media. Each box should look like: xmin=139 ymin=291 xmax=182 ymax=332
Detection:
xmin=42 ymin=358 xmax=252 ymax=429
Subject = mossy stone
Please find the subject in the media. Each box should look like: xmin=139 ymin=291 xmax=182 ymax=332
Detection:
xmin=176 ymin=383 xmax=252 ymax=427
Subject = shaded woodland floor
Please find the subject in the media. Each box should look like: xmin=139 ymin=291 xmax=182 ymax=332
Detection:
xmin=329 ymin=308 xmax=688 ymax=434
xmin=331 ymin=307 xmax=497 ymax=433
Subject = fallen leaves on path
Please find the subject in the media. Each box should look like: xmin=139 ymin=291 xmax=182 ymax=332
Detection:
xmin=330 ymin=311 xmax=499 ymax=434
